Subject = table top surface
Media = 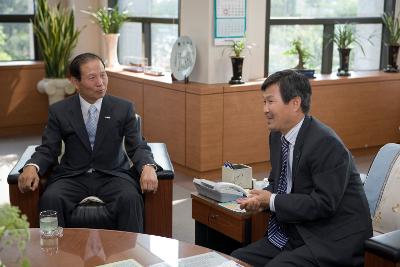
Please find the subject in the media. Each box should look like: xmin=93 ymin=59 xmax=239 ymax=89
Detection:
xmin=0 ymin=228 xmax=248 ymax=267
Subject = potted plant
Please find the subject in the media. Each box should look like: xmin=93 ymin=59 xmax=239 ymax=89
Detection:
xmin=0 ymin=204 xmax=30 ymax=267
xmin=82 ymin=4 xmax=128 ymax=68
xmin=33 ymin=0 xmax=81 ymax=105
xmin=330 ymin=24 xmax=372 ymax=76
xmin=382 ymin=12 xmax=400 ymax=72
xmin=284 ymin=38 xmax=315 ymax=78
xmin=223 ymin=38 xmax=253 ymax=84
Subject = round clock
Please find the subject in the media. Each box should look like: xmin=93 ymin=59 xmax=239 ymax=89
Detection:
xmin=170 ymin=36 xmax=196 ymax=81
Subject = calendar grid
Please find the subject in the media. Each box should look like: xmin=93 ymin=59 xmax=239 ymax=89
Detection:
xmin=214 ymin=0 xmax=247 ymax=43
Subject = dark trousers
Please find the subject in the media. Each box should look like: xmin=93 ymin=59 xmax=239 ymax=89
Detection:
xmin=39 ymin=171 xmax=143 ymax=233
xmin=231 ymin=227 xmax=319 ymax=267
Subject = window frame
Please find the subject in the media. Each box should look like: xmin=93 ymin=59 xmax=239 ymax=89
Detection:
xmin=264 ymin=0 xmax=396 ymax=76
xmin=110 ymin=0 xmax=180 ymax=66
xmin=0 ymin=4 xmax=39 ymax=61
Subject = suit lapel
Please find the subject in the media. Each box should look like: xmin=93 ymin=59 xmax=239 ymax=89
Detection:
xmin=69 ymin=95 xmax=92 ymax=151
xmin=93 ymin=95 xmax=113 ymax=151
xmin=291 ymin=116 xmax=311 ymax=180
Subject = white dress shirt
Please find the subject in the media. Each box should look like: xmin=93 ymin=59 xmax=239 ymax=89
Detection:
xmin=269 ymin=117 xmax=304 ymax=212
xmin=79 ymin=95 xmax=103 ymax=126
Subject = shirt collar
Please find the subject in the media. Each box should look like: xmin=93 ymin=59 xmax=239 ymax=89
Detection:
xmin=284 ymin=117 xmax=305 ymax=146
xmin=79 ymin=95 xmax=103 ymax=114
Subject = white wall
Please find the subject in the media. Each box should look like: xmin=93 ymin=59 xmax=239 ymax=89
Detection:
xmin=47 ymin=0 xmax=104 ymax=60
xmin=180 ymin=0 xmax=266 ymax=84
xmin=70 ymin=0 xmax=103 ymax=58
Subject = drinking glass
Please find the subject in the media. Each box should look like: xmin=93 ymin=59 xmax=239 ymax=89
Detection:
xmin=39 ymin=210 xmax=58 ymax=236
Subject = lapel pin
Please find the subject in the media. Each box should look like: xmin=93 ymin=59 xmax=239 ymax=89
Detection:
xmin=105 ymin=116 xmax=111 ymax=119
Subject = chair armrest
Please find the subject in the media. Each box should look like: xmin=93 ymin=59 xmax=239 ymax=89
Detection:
xmin=365 ymin=230 xmax=400 ymax=263
xmin=7 ymin=145 xmax=38 ymax=185
xmin=149 ymin=143 xmax=174 ymax=180
xmin=145 ymin=143 xmax=174 ymax=238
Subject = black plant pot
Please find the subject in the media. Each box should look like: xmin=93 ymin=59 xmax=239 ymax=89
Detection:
xmin=229 ymin=56 xmax=245 ymax=84
xmin=384 ymin=45 xmax=400 ymax=73
xmin=337 ymin=48 xmax=351 ymax=76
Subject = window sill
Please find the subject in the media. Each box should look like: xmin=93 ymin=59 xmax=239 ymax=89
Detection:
xmin=0 ymin=61 xmax=44 ymax=70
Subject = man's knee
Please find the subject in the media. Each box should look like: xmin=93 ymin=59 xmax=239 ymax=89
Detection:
xmin=119 ymin=188 xmax=144 ymax=209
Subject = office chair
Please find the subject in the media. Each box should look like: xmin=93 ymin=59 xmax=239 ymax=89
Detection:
xmin=7 ymin=115 xmax=174 ymax=237
xmin=363 ymin=143 xmax=400 ymax=266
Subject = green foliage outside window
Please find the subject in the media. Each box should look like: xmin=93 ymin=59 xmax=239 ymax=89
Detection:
xmin=0 ymin=24 xmax=32 ymax=61
xmin=0 ymin=0 xmax=33 ymax=15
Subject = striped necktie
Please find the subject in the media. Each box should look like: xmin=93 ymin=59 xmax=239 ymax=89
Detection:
xmin=267 ymin=136 xmax=290 ymax=249
xmin=86 ymin=105 xmax=98 ymax=149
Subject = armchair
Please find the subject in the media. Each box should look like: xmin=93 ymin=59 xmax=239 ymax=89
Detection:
xmin=363 ymin=143 xmax=400 ymax=266
xmin=7 ymin=115 xmax=174 ymax=238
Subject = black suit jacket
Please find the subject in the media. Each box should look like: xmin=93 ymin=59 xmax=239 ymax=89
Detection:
xmin=27 ymin=94 xmax=156 ymax=183
xmin=266 ymin=116 xmax=372 ymax=267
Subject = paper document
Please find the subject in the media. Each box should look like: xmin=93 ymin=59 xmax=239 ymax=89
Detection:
xmin=96 ymin=259 xmax=143 ymax=267
xmin=149 ymin=251 xmax=244 ymax=267
xmin=218 ymin=201 xmax=246 ymax=213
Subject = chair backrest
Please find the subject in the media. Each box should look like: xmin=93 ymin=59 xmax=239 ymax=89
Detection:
xmin=363 ymin=143 xmax=400 ymax=234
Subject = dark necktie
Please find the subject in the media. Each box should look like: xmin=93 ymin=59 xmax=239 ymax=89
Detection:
xmin=267 ymin=136 xmax=290 ymax=249
xmin=86 ymin=105 xmax=97 ymax=149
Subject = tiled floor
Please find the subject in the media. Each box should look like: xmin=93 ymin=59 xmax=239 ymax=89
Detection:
xmin=0 ymin=134 xmax=378 ymax=244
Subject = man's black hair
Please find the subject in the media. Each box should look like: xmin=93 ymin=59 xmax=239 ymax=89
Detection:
xmin=69 ymin=53 xmax=105 ymax=81
xmin=261 ymin=69 xmax=312 ymax=114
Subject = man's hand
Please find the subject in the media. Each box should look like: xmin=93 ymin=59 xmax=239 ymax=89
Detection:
xmin=18 ymin=165 xmax=40 ymax=193
xmin=140 ymin=165 xmax=158 ymax=193
xmin=236 ymin=189 xmax=272 ymax=212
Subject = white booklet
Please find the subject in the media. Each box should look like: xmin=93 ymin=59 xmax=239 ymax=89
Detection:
xmin=149 ymin=251 xmax=244 ymax=267
xmin=96 ymin=259 xmax=143 ymax=267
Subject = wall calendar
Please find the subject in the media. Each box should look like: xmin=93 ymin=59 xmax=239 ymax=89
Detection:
xmin=214 ymin=0 xmax=247 ymax=46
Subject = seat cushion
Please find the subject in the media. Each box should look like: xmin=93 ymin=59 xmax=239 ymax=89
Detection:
xmin=69 ymin=198 xmax=115 ymax=230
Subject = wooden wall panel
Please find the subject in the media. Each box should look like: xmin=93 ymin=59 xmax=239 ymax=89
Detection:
xmin=223 ymin=90 xmax=269 ymax=164
xmin=107 ymin=76 xmax=144 ymax=117
xmin=0 ymin=64 xmax=47 ymax=136
xmin=312 ymin=80 xmax=400 ymax=149
xmin=143 ymin=84 xmax=186 ymax=165
xmin=186 ymin=93 xmax=223 ymax=171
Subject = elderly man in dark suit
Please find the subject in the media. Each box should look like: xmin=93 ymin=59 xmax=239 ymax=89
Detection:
xmin=17 ymin=53 xmax=158 ymax=233
xmin=231 ymin=70 xmax=372 ymax=267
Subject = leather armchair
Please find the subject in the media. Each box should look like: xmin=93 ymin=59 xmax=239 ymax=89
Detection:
xmin=363 ymin=143 xmax=400 ymax=266
xmin=7 ymin=115 xmax=174 ymax=238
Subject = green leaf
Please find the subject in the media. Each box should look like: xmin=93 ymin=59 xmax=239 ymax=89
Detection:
xmin=82 ymin=4 xmax=128 ymax=34
xmin=32 ymin=0 xmax=82 ymax=78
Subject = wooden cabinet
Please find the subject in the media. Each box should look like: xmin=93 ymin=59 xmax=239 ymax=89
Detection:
xmin=107 ymin=70 xmax=400 ymax=172
xmin=191 ymin=193 xmax=268 ymax=254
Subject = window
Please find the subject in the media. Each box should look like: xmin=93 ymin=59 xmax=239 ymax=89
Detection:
xmin=115 ymin=0 xmax=180 ymax=71
xmin=265 ymin=0 xmax=391 ymax=75
xmin=0 ymin=0 xmax=35 ymax=61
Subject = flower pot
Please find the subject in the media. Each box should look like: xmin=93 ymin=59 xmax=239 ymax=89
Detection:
xmin=337 ymin=48 xmax=351 ymax=76
xmin=384 ymin=45 xmax=400 ymax=73
xmin=104 ymin=33 xmax=120 ymax=68
xmin=37 ymin=78 xmax=75 ymax=105
xmin=229 ymin=56 xmax=245 ymax=84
